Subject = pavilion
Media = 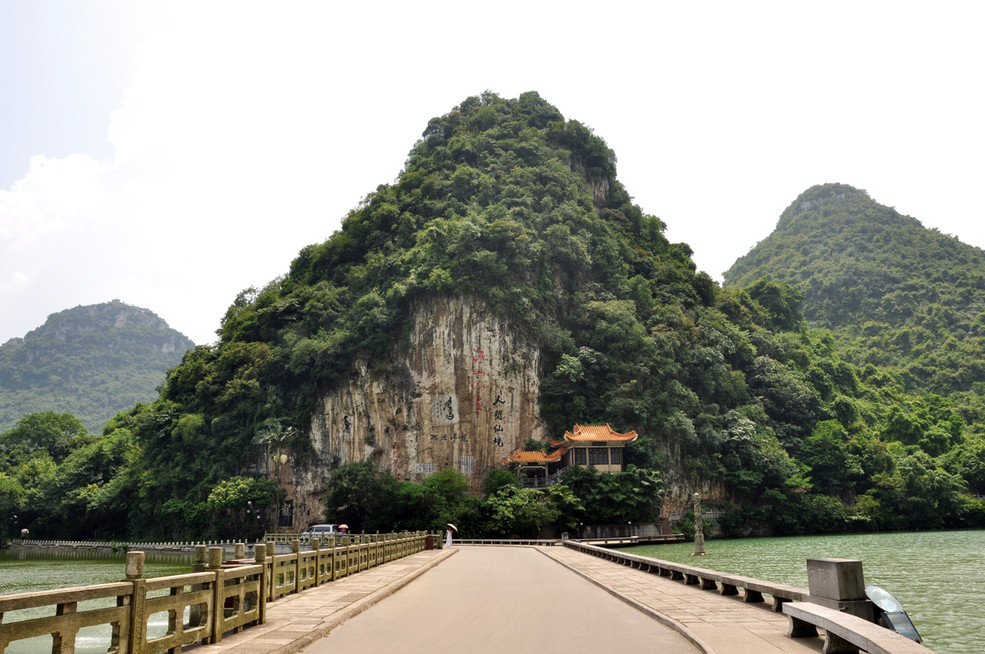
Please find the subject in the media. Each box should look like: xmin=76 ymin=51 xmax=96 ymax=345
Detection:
xmin=504 ymin=424 xmax=639 ymax=488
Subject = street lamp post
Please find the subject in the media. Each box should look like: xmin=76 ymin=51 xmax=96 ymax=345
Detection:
xmin=247 ymin=500 xmax=262 ymax=539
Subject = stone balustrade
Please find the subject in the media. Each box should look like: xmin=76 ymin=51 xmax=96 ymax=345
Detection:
xmin=562 ymin=541 xmax=935 ymax=653
xmin=10 ymin=538 xmax=253 ymax=552
xmin=563 ymin=539 xmax=809 ymax=610
xmin=0 ymin=531 xmax=434 ymax=654
xmin=453 ymin=538 xmax=563 ymax=546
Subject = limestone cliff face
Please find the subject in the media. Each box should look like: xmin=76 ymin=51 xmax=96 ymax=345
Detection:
xmin=650 ymin=434 xmax=730 ymax=521
xmin=290 ymin=297 xmax=544 ymax=525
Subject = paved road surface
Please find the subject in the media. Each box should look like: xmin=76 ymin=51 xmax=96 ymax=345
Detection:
xmin=300 ymin=546 xmax=701 ymax=654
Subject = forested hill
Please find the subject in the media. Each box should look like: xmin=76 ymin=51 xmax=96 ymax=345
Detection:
xmin=723 ymin=183 xmax=985 ymax=394
xmin=0 ymin=300 xmax=194 ymax=432
xmin=5 ymin=95 xmax=984 ymax=542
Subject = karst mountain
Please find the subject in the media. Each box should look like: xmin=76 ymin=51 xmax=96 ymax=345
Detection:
xmin=7 ymin=94 xmax=983 ymax=541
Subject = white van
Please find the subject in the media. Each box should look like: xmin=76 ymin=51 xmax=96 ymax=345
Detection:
xmin=302 ymin=524 xmax=339 ymax=537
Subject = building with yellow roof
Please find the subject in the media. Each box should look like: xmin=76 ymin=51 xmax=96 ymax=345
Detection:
xmin=504 ymin=424 xmax=638 ymax=487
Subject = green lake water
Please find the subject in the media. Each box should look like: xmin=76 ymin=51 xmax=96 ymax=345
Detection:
xmin=0 ymin=548 xmax=193 ymax=654
xmin=628 ymin=530 xmax=984 ymax=654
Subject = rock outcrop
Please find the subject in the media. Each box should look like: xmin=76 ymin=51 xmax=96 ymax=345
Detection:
xmin=287 ymin=296 xmax=544 ymax=525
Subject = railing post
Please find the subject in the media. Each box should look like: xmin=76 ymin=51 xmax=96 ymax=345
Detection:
xmin=292 ymin=539 xmax=301 ymax=594
xmin=264 ymin=542 xmax=275 ymax=601
xmin=186 ymin=543 xmax=208 ymax=635
xmin=193 ymin=544 xmax=207 ymax=572
xmin=234 ymin=542 xmax=245 ymax=560
xmin=329 ymin=537 xmax=336 ymax=581
xmin=125 ymin=551 xmax=146 ymax=654
xmin=208 ymin=546 xmax=224 ymax=643
xmin=254 ymin=542 xmax=267 ymax=625
xmin=311 ymin=537 xmax=321 ymax=586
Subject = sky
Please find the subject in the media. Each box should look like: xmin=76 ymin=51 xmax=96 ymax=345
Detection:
xmin=2 ymin=1 xmax=984 ymax=346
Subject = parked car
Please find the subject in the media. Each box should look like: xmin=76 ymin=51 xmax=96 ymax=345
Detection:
xmin=302 ymin=524 xmax=339 ymax=537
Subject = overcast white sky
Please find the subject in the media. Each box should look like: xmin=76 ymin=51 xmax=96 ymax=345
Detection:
xmin=2 ymin=1 xmax=983 ymax=346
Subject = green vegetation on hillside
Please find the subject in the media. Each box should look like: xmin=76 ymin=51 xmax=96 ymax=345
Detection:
xmin=317 ymin=461 xmax=662 ymax=539
xmin=3 ymin=101 xmax=984 ymax=543
xmin=725 ymin=184 xmax=985 ymax=394
xmin=0 ymin=301 xmax=194 ymax=433
xmin=722 ymin=183 xmax=985 ymax=528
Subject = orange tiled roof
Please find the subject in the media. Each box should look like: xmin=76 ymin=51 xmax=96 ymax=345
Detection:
xmin=562 ymin=424 xmax=638 ymax=443
xmin=505 ymin=448 xmax=564 ymax=463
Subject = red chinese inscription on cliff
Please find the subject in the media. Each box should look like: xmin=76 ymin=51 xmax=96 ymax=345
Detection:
xmin=472 ymin=348 xmax=485 ymax=411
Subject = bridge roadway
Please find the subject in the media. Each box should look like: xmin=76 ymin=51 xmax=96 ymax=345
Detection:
xmin=197 ymin=546 xmax=822 ymax=654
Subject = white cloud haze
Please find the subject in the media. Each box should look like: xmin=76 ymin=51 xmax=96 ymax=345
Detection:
xmin=2 ymin=1 xmax=984 ymax=345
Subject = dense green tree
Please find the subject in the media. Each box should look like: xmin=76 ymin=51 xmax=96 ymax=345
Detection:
xmin=485 ymin=486 xmax=559 ymax=538
xmin=322 ymin=461 xmax=399 ymax=533
xmin=802 ymin=420 xmax=863 ymax=494
xmin=0 ymin=474 xmax=24 ymax=544
xmin=205 ymin=476 xmax=282 ymax=539
xmin=725 ymin=183 xmax=985 ymax=399
xmin=939 ymin=436 xmax=985 ymax=493
xmin=10 ymin=426 xmax=139 ymax=539
xmin=0 ymin=412 xmax=90 ymax=466
xmin=557 ymin=465 xmax=664 ymax=525
xmin=480 ymin=468 xmax=519 ymax=498
xmin=746 ymin=279 xmax=804 ymax=332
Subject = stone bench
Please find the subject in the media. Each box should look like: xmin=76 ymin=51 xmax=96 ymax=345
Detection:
xmin=640 ymin=560 xmax=805 ymax=610
xmin=783 ymin=601 xmax=931 ymax=654
xmin=564 ymin=540 xmax=809 ymax=611
xmin=719 ymin=574 xmax=808 ymax=610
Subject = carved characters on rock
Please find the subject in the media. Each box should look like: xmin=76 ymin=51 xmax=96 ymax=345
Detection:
xmin=299 ymin=298 xmax=543 ymax=520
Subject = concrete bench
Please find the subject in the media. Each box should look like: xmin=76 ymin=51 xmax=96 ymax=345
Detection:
xmin=720 ymin=574 xmax=808 ymax=610
xmin=783 ymin=601 xmax=932 ymax=654
xmin=627 ymin=558 xmax=803 ymax=609
xmin=563 ymin=540 xmax=809 ymax=610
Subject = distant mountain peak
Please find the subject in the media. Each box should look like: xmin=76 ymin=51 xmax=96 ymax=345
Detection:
xmin=25 ymin=299 xmax=172 ymax=341
xmin=780 ymin=183 xmax=868 ymax=223
xmin=724 ymin=184 xmax=985 ymax=394
xmin=0 ymin=300 xmax=194 ymax=432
